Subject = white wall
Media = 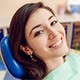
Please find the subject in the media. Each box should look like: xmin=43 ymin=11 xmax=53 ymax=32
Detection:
xmin=0 ymin=0 xmax=67 ymax=27
xmin=0 ymin=0 xmax=67 ymax=17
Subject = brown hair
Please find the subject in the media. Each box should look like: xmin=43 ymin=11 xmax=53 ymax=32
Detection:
xmin=9 ymin=2 xmax=55 ymax=80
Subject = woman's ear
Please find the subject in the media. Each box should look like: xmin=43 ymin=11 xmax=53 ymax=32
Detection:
xmin=20 ymin=45 xmax=33 ymax=55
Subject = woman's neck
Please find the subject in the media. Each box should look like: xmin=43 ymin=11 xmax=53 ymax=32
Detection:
xmin=45 ymin=57 xmax=65 ymax=73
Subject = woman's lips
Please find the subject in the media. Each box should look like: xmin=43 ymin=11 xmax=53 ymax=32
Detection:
xmin=49 ymin=38 xmax=63 ymax=48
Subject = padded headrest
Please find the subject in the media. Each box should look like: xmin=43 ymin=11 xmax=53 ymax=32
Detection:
xmin=0 ymin=36 xmax=26 ymax=79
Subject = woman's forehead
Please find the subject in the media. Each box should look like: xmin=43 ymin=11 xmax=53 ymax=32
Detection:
xmin=31 ymin=8 xmax=53 ymax=19
xmin=26 ymin=8 xmax=54 ymax=26
xmin=25 ymin=8 xmax=55 ymax=36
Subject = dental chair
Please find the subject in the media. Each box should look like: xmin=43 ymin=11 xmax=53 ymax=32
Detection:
xmin=0 ymin=36 xmax=30 ymax=79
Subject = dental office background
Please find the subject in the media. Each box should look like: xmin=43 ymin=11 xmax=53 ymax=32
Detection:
xmin=0 ymin=0 xmax=80 ymax=80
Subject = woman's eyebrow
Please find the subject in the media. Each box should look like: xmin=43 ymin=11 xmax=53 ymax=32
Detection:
xmin=30 ymin=24 xmax=41 ymax=35
xmin=48 ymin=15 xmax=53 ymax=20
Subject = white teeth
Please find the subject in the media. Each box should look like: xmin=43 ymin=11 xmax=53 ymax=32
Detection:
xmin=51 ymin=39 xmax=62 ymax=48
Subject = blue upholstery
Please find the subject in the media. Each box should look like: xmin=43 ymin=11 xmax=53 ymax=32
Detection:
xmin=0 ymin=36 xmax=26 ymax=79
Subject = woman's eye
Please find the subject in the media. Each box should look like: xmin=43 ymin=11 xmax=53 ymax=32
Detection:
xmin=51 ymin=21 xmax=58 ymax=26
xmin=34 ymin=30 xmax=43 ymax=37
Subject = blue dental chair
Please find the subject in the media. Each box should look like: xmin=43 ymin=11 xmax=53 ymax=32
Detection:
xmin=0 ymin=36 xmax=29 ymax=79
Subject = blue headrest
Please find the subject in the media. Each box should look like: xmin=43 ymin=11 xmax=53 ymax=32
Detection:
xmin=0 ymin=36 xmax=26 ymax=79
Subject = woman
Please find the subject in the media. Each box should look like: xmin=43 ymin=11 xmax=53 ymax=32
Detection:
xmin=9 ymin=2 xmax=80 ymax=80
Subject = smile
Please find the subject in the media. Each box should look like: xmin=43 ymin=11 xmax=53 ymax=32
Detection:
xmin=49 ymin=38 xmax=63 ymax=48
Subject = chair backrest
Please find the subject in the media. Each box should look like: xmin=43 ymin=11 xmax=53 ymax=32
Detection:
xmin=0 ymin=36 xmax=28 ymax=79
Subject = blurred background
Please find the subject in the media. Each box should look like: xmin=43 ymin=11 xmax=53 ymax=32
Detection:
xmin=0 ymin=0 xmax=80 ymax=80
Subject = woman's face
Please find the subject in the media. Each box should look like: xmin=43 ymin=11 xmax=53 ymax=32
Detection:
xmin=25 ymin=8 xmax=68 ymax=61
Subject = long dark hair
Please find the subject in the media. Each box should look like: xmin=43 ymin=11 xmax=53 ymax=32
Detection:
xmin=9 ymin=2 xmax=55 ymax=80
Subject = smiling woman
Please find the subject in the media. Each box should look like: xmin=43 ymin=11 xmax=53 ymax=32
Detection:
xmin=9 ymin=1 xmax=80 ymax=80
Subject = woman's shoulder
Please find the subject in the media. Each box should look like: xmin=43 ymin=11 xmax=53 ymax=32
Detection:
xmin=70 ymin=49 xmax=80 ymax=54
xmin=67 ymin=49 xmax=80 ymax=59
xmin=66 ymin=49 xmax=80 ymax=70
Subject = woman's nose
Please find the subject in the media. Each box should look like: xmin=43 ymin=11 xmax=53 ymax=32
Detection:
xmin=48 ymin=34 xmax=55 ymax=40
xmin=48 ymin=28 xmax=58 ymax=40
